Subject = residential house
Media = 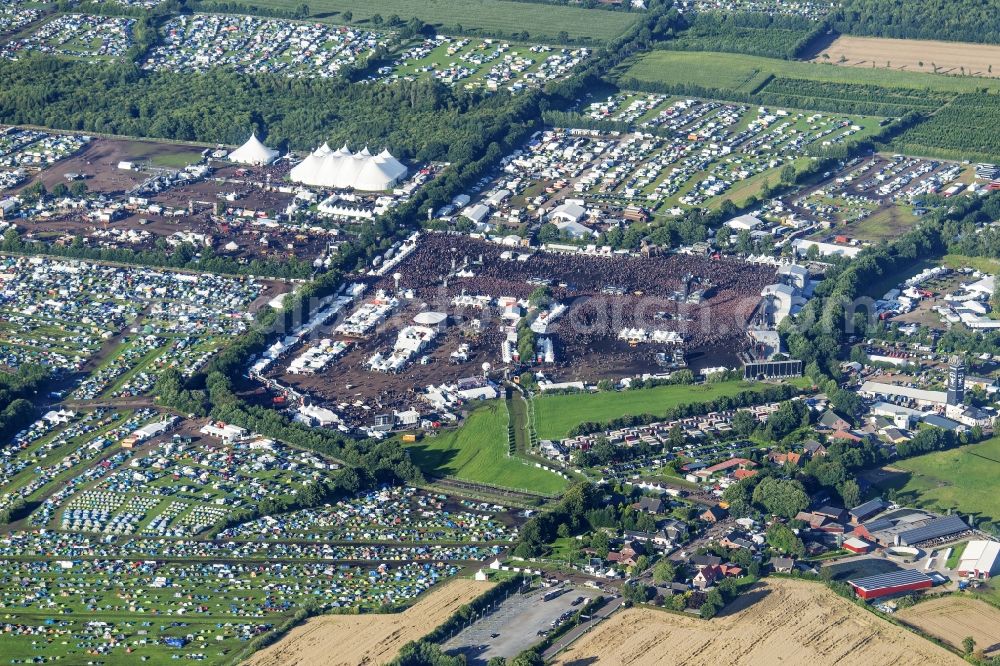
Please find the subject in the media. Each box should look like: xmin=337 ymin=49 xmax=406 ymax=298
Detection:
xmin=818 ymin=410 xmax=851 ymax=431
xmin=771 ymin=557 xmax=795 ymax=573
xmin=701 ymin=506 xmax=727 ymax=523
xmin=633 ymin=496 xmax=664 ymax=515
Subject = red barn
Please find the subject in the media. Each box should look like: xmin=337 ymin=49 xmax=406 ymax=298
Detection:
xmin=848 ymin=570 xmax=932 ymax=600
xmin=842 ymin=537 xmax=873 ymax=555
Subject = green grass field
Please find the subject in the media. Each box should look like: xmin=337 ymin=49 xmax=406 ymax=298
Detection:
xmin=946 ymin=541 xmax=968 ymax=568
xmin=532 ymin=379 xmax=808 ymax=441
xmin=942 ymin=254 xmax=1000 ymax=275
xmin=404 ymin=402 xmax=566 ymax=495
xmin=213 ymin=0 xmax=639 ymax=43
xmin=622 ymin=51 xmax=1000 ymax=94
xmin=883 ymin=436 xmax=1000 ymax=524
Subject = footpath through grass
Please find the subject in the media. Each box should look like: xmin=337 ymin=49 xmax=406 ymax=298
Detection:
xmin=533 ymin=378 xmax=809 ymax=441
xmin=883 ymin=435 xmax=1000 ymax=524
xmin=403 ymin=401 xmax=566 ymax=495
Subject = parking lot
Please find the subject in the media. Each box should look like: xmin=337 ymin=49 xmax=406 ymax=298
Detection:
xmin=443 ymin=586 xmax=595 ymax=664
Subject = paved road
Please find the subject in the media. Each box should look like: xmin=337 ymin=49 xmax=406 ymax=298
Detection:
xmin=542 ymin=595 xmax=625 ymax=660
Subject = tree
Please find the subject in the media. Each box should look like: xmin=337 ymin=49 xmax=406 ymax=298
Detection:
xmin=528 ymin=286 xmax=551 ymax=307
xmin=699 ymin=601 xmax=718 ymax=619
xmin=837 ymin=479 xmax=861 ymax=508
xmin=653 ymin=559 xmax=677 ymax=583
xmin=591 ymin=530 xmax=611 ymax=558
xmin=766 ymin=522 xmax=805 ymax=557
xmin=752 ymin=478 xmax=810 ymax=519
xmin=510 ymin=651 xmax=544 ymax=666
xmin=963 ymin=636 xmax=976 ymax=656
xmin=731 ymin=410 xmax=757 ymax=438
xmin=622 ymin=581 xmax=652 ymax=604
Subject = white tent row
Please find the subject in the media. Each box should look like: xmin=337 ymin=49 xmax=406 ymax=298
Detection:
xmin=290 ymin=143 xmax=407 ymax=191
xmin=228 ymin=133 xmax=279 ymax=166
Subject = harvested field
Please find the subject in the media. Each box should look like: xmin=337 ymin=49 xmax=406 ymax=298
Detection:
xmin=812 ymin=36 xmax=1000 ymax=79
xmin=244 ymin=578 xmax=494 ymax=666
xmin=898 ymin=596 xmax=1000 ymax=657
xmin=551 ymin=578 xmax=963 ymax=666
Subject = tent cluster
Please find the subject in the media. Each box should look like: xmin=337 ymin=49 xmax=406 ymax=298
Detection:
xmin=228 ymin=133 xmax=279 ymax=166
xmin=290 ymin=143 xmax=407 ymax=191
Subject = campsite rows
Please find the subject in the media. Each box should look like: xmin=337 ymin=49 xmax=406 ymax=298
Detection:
xmin=676 ymin=0 xmax=834 ymax=19
xmin=0 ymin=6 xmax=41 ymax=37
xmin=144 ymin=14 xmax=390 ymax=78
xmin=0 ymin=13 xmax=589 ymax=88
xmin=219 ymin=485 xmax=518 ymax=542
xmin=0 ymin=410 xmax=515 ymax=663
xmin=375 ymin=36 xmax=588 ymax=93
xmin=452 ymin=100 xmax=879 ymax=238
xmin=0 ymin=255 xmax=270 ymax=378
xmin=0 ymin=126 xmax=89 ymax=191
xmin=0 ymin=13 xmax=135 ymax=61
xmin=0 ymin=408 xmax=157 ymax=520
xmin=0 ymin=559 xmax=458 ymax=663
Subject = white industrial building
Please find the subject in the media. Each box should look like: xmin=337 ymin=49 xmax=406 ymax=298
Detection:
xmin=859 ymin=381 xmax=947 ymax=407
xmin=290 ymin=143 xmax=407 ymax=191
xmin=957 ymin=540 xmax=1000 ymax=579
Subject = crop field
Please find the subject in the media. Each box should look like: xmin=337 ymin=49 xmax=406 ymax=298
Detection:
xmin=813 ymin=35 xmax=1000 ymax=79
xmin=213 ymin=0 xmax=639 ymax=43
xmin=664 ymin=26 xmax=811 ymax=59
xmin=875 ymin=436 xmax=1000 ymax=524
xmin=891 ymin=93 xmax=1000 ymax=162
xmin=532 ymin=379 xmax=793 ymax=440
xmin=246 ymin=578 xmax=495 ymax=666
xmin=622 ymin=51 xmax=1000 ymax=95
xmin=620 ymin=51 xmax=1000 ymax=159
xmin=405 ymin=402 xmax=567 ymax=495
xmin=551 ymin=578 xmax=963 ymax=666
xmin=898 ymin=596 xmax=1000 ymax=657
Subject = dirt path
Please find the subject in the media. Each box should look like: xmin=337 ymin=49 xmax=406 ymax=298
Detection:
xmin=243 ymin=578 xmax=494 ymax=666
xmin=551 ymin=578 xmax=963 ymax=665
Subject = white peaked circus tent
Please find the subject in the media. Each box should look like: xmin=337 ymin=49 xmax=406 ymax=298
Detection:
xmin=289 ymin=143 xmax=408 ymax=191
xmin=228 ymin=132 xmax=279 ymax=166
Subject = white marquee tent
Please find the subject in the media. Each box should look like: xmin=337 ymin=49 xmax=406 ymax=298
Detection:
xmin=228 ymin=133 xmax=279 ymax=166
xmin=290 ymin=143 xmax=407 ymax=191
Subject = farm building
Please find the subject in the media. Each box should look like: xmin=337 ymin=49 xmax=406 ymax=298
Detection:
xmin=228 ymin=132 xmax=279 ymax=165
xmin=849 ymin=498 xmax=889 ymax=524
xmin=897 ymin=515 xmax=969 ymax=546
xmin=842 ymin=537 xmax=873 ymax=554
xmin=957 ymin=540 xmax=1000 ymax=579
xmin=848 ymin=569 xmax=933 ymax=600
xmin=290 ymin=143 xmax=407 ymax=191
xmin=854 ymin=508 xmax=964 ymax=547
